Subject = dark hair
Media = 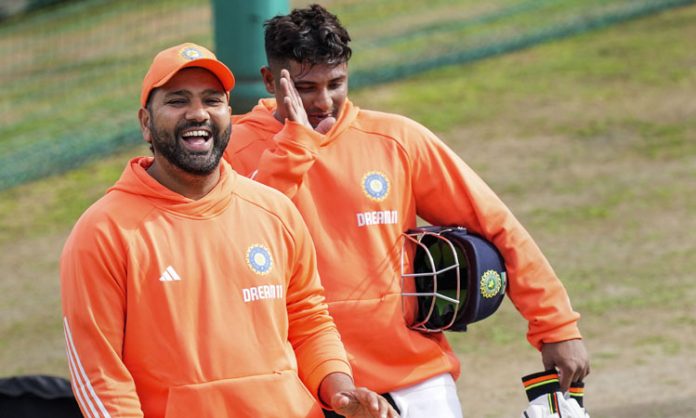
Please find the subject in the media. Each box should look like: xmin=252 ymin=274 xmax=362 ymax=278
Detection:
xmin=264 ymin=4 xmax=352 ymax=67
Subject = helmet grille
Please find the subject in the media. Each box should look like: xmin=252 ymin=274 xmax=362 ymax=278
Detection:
xmin=413 ymin=236 xmax=469 ymax=330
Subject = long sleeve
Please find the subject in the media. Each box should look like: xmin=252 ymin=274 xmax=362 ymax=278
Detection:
xmin=283 ymin=205 xmax=352 ymax=401
xmin=405 ymin=119 xmax=582 ymax=349
xmin=60 ymin=219 xmax=144 ymax=417
xmin=251 ymin=121 xmax=323 ymax=199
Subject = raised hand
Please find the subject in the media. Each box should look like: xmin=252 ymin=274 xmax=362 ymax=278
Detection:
xmin=278 ymin=69 xmax=311 ymax=129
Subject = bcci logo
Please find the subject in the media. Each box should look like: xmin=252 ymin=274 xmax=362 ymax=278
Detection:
xmin=246 ymin=244 xmax=273 ymax=275
xmin=362 ymin=171 xmax=390 ymax=202
xmin=480 ymin=270 xmax=503 ymax=298
xmin=180 ymin=47 xmax=203 ymax=61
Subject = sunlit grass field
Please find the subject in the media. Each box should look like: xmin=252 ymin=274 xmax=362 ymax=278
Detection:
xmin=0 ymin=1 xmax=694 ymax=417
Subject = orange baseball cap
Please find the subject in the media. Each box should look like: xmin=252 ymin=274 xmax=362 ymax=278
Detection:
xmin=140 ymin=42 xmax=236 ymax=106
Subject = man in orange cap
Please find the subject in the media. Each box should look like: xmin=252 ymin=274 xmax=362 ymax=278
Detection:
xmin=60 ymin=42 xmax=398 ymax=418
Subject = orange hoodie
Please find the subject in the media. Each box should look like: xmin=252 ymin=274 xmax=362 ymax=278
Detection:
xmin=224 ymin=99 xmax=582 ymax=394
xmin=60 ymin=157 xmax=351 ymax=418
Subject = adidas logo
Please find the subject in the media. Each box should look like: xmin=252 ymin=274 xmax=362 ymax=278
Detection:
xmin=159 ymin=265 xmax=182 ymax=282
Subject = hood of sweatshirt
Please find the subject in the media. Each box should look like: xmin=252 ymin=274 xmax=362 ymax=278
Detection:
xmin=232 ymin=98 xmax=284 ymax=135
xmin=107 ymin=157 xmax=237 ymax=218
xmin=235 ymin=98 xmax=360 ymax=147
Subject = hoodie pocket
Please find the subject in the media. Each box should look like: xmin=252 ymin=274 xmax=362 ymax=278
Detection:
xmin=164 ymin=370 xmax=323 ymax=418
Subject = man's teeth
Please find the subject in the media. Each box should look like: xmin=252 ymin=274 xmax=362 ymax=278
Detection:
xmin=182 ymin=130 xmax=210 ymax=138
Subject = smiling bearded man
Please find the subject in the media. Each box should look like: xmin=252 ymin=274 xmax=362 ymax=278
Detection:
xmin=59 ymin=42 xmax=398 ymax=418
xmin=143 ymin=68 xmax=231 ymax=176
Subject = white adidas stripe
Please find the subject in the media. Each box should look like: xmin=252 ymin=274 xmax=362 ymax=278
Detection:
xmin=65 ymin=342 xmax=95 ymax=418
xmin=64 ymin=320 xmax=99 ymax=418
xmin=63 ymin=317 xmax=112 ymax=418
xmin=166 ymin=266 xmax=181 ymax=281
xmin=159 ymin=266 xmax=181 ymax=281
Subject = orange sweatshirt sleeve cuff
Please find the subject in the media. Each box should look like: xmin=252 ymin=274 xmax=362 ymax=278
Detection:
xmin=305 ymin=359 xmax=354 ymax=409
xmin=528 ymin=320 xmax=583 ymax=351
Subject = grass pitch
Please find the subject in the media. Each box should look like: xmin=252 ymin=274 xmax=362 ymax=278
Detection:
xmin=0 ymin=2 xmax=694 ymax=417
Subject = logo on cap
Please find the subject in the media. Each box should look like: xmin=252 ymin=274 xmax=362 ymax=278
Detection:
xmin=246 ymin=244 xmax=273 ymax=275
xmin=362 ymin=171 xmax=390 ymax=201
xmin=480 ymin=270 xmax=503 ymax=298
xmin=180 ymin=47 xmax=203 ymax=61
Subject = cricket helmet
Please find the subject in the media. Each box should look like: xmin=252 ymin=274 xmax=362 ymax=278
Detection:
xmin=401 ymin=226 xmax=507 ymax=332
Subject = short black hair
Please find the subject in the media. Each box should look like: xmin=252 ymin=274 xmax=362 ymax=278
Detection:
xmin=264 ymin=4 xmax=352 ymax=67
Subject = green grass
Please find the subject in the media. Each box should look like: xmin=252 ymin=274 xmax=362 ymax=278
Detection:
xmin=0 ymin=146 xmax=145 ymax=246
xmin=354 ymin=3 xmax=695 ymax=135
xmin=1 ymin=0 xmax=687 ymax=156
xmin=1 ymin=1 xmax=695 ymax=417
xmin=0 ymin=0 xmax=210 ymax=155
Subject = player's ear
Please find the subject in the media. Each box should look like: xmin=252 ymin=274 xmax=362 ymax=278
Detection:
xmin=138 ymin=106 xmax=153 ymax=145
xmin=261 ymin=66 xmax=275 ymax=94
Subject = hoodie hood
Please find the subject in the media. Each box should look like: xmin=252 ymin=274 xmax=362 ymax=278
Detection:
xmin=107 ymin=157 xmax=237 ymax=218
xmin=232 ymin=98 xmax=283 ymax=135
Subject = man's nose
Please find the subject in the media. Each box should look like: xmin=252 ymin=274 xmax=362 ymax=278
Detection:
xmin=186 ymin=100 xmax=210 ymax=122
xmin=314 ymin=88 xmax=332 ymax=112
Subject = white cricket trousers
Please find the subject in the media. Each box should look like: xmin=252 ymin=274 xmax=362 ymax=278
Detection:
xmin=389 ymin=372 xmax=463 ymax=417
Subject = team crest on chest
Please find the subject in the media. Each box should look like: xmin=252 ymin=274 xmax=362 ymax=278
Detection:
xmin=362 ymin=171 xmax=390 ymax=202
xmin=246 ymin=244 xmax=273 ymax=275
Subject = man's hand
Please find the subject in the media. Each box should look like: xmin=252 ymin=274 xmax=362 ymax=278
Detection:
xmin=320 ymin=372 xmax=399 ymax=418
xmin=278 ymin=69 xmax=311 ymax=128
xmin=541 ymin=339 xmax=590 ymax=392
xmin=331 ymin=387 xmax=399 ymax=418
xmin=277 ymin=69 xmax=336 ymax=134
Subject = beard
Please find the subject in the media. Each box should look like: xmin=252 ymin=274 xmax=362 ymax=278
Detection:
xmin=149 ymin=118 xmax=231 ymax=176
